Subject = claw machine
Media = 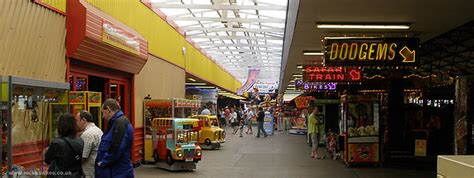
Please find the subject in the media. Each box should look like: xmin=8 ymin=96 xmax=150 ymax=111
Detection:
xmin=143 ymin=98 xmax=201 ymax=163
xmin=69 ymin=91 xmax=102 ymax=128
xmin=341 ymin=95 xmax=380 ymax=167
xmin=1 ymin=76 xmax=69 ymax=175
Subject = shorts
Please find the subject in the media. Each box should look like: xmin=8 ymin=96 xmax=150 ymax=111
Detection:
xmin=311 ymin=133 xmax=319 ymax=151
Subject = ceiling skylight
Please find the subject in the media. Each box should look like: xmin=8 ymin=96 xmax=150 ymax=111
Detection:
xmin=148 ymin=0 xmax=288 ymax=88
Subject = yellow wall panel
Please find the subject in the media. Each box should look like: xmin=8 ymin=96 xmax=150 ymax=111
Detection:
xmin=0 ymin=0 xmax=67 ymax=83
xmin=134 ymin=55 xmax=185 ymax=127
xmin=84 ymin=0 xmax=241 ymax=92
xmin=38 ymin=0 xmax=67 ymax=13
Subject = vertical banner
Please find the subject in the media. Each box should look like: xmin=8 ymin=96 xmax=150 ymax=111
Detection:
xmin=237 ymin=69 xmax=260 ymax=95
xmin=454 ymin=77 xmax=472 ymax=155
xmin=264 ymin=112 xmax=274 ymax=135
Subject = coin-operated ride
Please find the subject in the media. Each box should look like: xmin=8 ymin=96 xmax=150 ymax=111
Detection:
xmin=151 ymin=118 xmax=202 ymax=170
xmin=191 ymin=115 xmax=226 ymax=149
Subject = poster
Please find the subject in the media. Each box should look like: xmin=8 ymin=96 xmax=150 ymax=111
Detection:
xmin=348 ymin=143 xmax=379 ymax=163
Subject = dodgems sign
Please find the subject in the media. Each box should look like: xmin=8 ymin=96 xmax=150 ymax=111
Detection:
xmin=323 ymin=37 xmax=419 ymax=66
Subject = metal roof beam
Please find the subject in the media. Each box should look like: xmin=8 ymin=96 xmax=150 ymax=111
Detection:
xmin=167 ymin=16 xmax=285 ymax=23
xmin=190 ymin=35 xmax=282 ymax=40
xmin=197 ymin=43 xmax=282 ymax=48
xmin=151 ymin=4 xmax=287 ymax=11
xmin=181 ymin=26 xmax=284 ymax=33
xmin=205 ymin=48 xmax=281 ymax=53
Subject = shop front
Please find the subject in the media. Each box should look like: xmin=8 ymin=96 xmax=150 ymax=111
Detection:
xmin=66 ymin=0 xmax=148 ymax=164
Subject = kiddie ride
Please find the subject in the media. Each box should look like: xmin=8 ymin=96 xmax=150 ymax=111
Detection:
xmin=151 ymin=118 xmax=203 ymax=171
xmin=191 ymin=115 xmax=226 ymax=149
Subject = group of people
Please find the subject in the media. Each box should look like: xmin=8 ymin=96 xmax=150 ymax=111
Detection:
xmin=218 ymin=106 xmax=268 ymax=138
xmin=44 ymin=99 xmax=134 ymax=178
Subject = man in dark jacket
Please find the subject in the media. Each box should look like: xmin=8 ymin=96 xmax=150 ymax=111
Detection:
xmin=96 ymin=99 xmax=134 ymax=178
xmin=256 ymin=107 xmax=268 ymax=138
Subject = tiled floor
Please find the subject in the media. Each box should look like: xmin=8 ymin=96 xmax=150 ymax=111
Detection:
xmin=135 ymin=127 xmax=435 ymax=178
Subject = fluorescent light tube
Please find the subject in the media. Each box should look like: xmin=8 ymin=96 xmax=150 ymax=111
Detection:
xmin=303 ymin=52 xmax=324 ymax=56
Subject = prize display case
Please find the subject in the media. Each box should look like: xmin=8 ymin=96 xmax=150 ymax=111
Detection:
xmin=69 ymin=91 xmax=102 ymax=128
xmin=143 ymin=98 xmax=201 ymax=162
xmin=0 ymin=76 xmax=69 ymax=174
xmin=341 ymin=95 xmax=380 ymax=167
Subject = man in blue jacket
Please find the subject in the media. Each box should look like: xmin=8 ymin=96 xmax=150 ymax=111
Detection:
xmin=96 ymin=99 xmax=134 ymax=178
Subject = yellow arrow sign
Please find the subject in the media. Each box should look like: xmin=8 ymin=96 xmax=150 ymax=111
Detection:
xmin=400 ymin=46 xmax=416 ymax=63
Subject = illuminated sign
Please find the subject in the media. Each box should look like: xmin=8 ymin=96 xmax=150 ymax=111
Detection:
xmin=324 ymin=37 xmax=419 ymax=66
xmin=102 ymin=20 xmax=140 ymax=55
xmin=295 ymin=80 xmax=337 ymax=91
xmin=303 ymin=66 xmax=361 ymax=82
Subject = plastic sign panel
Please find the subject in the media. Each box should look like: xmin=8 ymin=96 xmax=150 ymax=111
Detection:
xmin=295 ymin=80 xmax=337 ymax=91
xmin=102 ymin=20 xmax=140 ymax=55
xmin=324 ymin=37 xmax=419 ymax=66
xmin=303 ymin=66 xmax=361 ymax=82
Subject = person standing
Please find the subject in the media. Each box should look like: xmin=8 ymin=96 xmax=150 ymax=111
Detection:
xmin=75 ymin=110 xmax=103 ymax=177
xmin=308 ymin=106 xmax=321 ymax=159
xmin=201 ymin=106 xmax=211 ymax=115
xmin=45 ymin=113 xmax=84 ymax=177
xmin=96 ymin=99 xmax=134 ymax=178
xmin=256 ymin=107 xmax=268 ymax=138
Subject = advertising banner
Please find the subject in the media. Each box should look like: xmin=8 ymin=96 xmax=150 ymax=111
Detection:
xmin=264 ymin=112 xmax=274 ymax=135
xmin=237 ymin=69 xmax=260 ymax=95
xmin=324 ymin=37 xmax=419 ymax=66
xmin=253 ymin=80 xmax=278 ymax=94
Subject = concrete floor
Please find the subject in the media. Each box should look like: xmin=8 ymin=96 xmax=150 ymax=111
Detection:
xmin=135 ymin=127 xmax=435 ymax=178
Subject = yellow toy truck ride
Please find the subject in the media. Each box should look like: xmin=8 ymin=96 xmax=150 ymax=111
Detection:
xmin=191 ymin=115 xmax=226 ymax=149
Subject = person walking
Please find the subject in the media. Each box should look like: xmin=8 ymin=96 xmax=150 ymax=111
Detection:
xmin=231 ymin=108 xmax=239 ymax=134
xmin=75 ymin=110 xmax=103 ymax=177
xmin=96 ymin=99 xmax=134 ymax=178
xmin=256 ymin=107 xmax=268 ymax=138
xmin=308 ymin=106 xmax=321 ymax=159
xmin=245 ymin=108 xmax=255 ymax=134
xmin=45 ymin=113 xmax=84 ymax=178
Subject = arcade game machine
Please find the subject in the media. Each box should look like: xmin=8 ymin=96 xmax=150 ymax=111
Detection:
xmin=68 ymin=91 xmax=102 ymax=128
xmin=1 ymin=76 xmax=69 ymax=175
xmin=341 ymin=95 xmax=380 ymax=167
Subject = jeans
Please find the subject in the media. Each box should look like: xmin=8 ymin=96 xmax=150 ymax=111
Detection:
xmin=257 ymin=121 xmax=267 ymax=137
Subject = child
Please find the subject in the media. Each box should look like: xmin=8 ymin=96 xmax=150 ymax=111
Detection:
xmin=326 ymin=129 xmax=338 ymax=160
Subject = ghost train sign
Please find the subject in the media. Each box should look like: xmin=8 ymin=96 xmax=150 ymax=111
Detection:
xmin=323 ymin=37 xmax=419 ymax=66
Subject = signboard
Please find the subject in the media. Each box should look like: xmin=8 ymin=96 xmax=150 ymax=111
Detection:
xmin=415 ymin=139 xmax=427 ymax=156
xmin=102 ymin=20 xmax=140 ymax=55
xmin=264 ymin=112 xmax=274 ymax=135
xmin=304 ymin=66 xmax=361 ymax=82
xmin=324 ymin=37 xmax=419 ymax=66
xmin=295 ymin=80 xmax=337 ymax=91
xmin=237 ymin=69 xmax=260 ymax=95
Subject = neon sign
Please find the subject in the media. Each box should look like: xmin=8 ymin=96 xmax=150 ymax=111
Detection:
xmin=323 ymin=37 xmax=419 ymax=66
xmin=303 ymin=66 xmax=361 ymax=82
xmin=295 ymin=80 xmax=337 ymax=91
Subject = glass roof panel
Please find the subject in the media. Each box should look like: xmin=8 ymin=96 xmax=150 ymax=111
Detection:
xmin=150 ymin=0 xmax=288 ymax=86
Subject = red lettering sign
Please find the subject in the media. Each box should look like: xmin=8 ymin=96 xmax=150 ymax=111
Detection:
xmin=303 ymin=66 xmax=362 ymax=82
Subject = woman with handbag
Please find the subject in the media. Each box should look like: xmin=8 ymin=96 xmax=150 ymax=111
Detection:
xmin=44 ymin=113 xmax=84 ymax=178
